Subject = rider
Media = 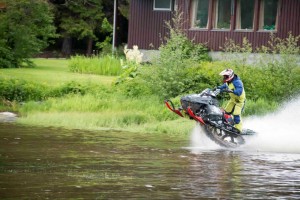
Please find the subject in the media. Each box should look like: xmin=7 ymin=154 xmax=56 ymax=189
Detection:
xmin=217 ymin=69 xmax=246 ymax=133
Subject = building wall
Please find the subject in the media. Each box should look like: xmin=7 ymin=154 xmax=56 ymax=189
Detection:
xmin=127 ymin=0 xmax=172 ymax=49
xmin=128 ymin=0 xmax=300 ymax=50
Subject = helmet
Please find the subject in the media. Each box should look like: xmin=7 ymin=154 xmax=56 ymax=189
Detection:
xmin=220 ymin=69 xmax=234 ymax=83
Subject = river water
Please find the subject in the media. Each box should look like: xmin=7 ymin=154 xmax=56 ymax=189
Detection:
xmin=1 ymin=99 xmax=300 ymax=199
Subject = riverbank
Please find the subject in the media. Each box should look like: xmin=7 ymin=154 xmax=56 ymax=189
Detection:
xmin=0 ymin=59 xmax=194 ymax=137
xmin=1 ymin=58 xmax=298 ymax=137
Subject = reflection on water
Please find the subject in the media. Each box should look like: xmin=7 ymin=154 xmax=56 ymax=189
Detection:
xmin=0 ymin=123 xmax=300 ymax=199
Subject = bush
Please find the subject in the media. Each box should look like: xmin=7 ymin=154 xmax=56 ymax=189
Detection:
xmin=0 ymin=79 xmax=47 ymax=102
xmin=131 ymin=12 xmax=211 ymax=99
xmin=243 ymin=98 xmax=278 ymax=116
xmin=49 ymin=81 xmax=88 ymax=97
xmin=0 ymin=79 xmax=93 ymax=102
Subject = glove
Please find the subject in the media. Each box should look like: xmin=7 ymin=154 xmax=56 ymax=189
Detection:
xmin=225 ymin=89 xmax=233 ymax=93
xmin=213 ymin=88 xmax=221 ymax=96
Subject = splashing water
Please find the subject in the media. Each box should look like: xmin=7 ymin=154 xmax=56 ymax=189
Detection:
xmin=243 ymin=97 xmax=300 ymax=153
xmin=189 ymin=124 xmax=221 ymax=153
xmin=190 ymin=97 xmax=300 ymax=154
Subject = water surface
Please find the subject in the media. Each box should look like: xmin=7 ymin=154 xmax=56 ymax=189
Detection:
xmin=0 ymin=123 xmax=300 ymax=199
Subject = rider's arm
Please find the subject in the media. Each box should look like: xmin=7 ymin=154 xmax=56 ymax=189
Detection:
xmin=217 ymin=83 xmax=228 ymax=91
xmin=232 ymin=80 xmax=244 ymax=96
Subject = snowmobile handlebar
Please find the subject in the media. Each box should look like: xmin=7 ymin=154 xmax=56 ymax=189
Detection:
xmin=212 ymin=88 xmax=233 ymax=94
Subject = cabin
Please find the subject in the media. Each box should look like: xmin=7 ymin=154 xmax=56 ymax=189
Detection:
xmin=127 ymin=0 xmax=300 ymax=51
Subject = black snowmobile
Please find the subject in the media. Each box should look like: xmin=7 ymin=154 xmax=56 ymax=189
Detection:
xmin=165 ymin=88 xmax=256 ymax=148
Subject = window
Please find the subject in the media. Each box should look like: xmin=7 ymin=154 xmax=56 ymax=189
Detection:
xmin=236 ymin=0 xmax=255 ymax=30
xmin=213 ymin=0 xmax=232 ymax=29
xmin=259 ymin=0 xmax=279 ymax=30
xmin=189 ymin=0 xmax=280 ymax=32
xmin=154 ymin=0 xmax=172 ymax=11
xmin=192 ymin=0 xmax=209 ymax=28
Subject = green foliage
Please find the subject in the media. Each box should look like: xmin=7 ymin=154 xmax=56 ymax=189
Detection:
xmin=0 ymin=79 xmax=47 ymax=102
xmin=18 ymin=88 xmax=178 ymax=128
xmin=220 ymin=33 xmax=300 ymax=102
xmin=159 ymin=12 xmax=211 ymax=64
xmin=0 ymin=39 xmax=15 ymax=68
xmin=0 ymin=0 xmax=56 ymax=68
xmin=58 ymin=0 xmax=103 ymax=40
xmin=101 ymin=17 xmax=113 ymax=33
xmin=68 ymin=55 xmax=122 ymax=76
xmin=244 ymin=98 xmax=278 ymax=116
xmin=2 ymin=56 xmax=298 ymax=135
xmin=115 ymin=60 xmax=139 ymax=84
xmin=150 ymin=12 xmax=210 ymax=98
xmin=0 ymin=78 xmax=91 ymax=102
xmin=221 ymin=37 xmax=253 ymax=66
xmin=240 ymin=64 xmax=300 ymax=102
xmin=50 ymin=81 xmax=88 ymax=97
xmin=115 ymin=74 xmax=153 ymax=97
xmin=96 ymin=36 xmax=112 ymax=55
xmin=116 ymin=11 xmax=211 ymax=99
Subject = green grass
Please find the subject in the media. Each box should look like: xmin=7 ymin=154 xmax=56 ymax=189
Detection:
xmin=17 ymin=111 xmax=194 ymax=137
xmin=17 ymin=91 xmax=193 ymax=136
xmin=0 ymin=58 xmax=115 ymax=87
xmin=0 ymin=58 xmax=284 ymax=136
xmin=0 ymin=58 xmax=193 ymax=136
xmin=69 ymin=55 xmax=122 ymax=76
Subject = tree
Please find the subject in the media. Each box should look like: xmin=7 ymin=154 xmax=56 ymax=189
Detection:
xmin=118 ymin=0 xmax=130 ymax=20
xmin=52 ymin=0 xmax=104 ymax=56
xmin=0 ymin=0 xmax=56 ymax=68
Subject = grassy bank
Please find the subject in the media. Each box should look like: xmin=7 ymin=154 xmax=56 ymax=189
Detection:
xmin=1 ymin=57 xmax=298 ymax=137
xmin=0 ymin=58 xmax=194 ymax=137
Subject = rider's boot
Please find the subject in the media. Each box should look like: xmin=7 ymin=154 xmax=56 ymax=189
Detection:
xmin=234 ymin=122 xmax=242 ymax=133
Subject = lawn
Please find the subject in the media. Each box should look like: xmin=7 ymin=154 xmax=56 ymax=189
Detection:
xmin=0 ymin=58 xmax=115 ymax=87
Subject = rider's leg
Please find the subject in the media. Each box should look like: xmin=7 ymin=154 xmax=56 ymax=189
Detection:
xmin=224 ymin=100 xmax=235 ymax=114
xmin=233 ymin=103 xmax=244 ymax=133
xmin=233 ymin=115 xmax=242 ymax=132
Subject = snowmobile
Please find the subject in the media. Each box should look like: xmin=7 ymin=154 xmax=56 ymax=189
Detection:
xmin=165 ymin=88 xmax=256 ymax=148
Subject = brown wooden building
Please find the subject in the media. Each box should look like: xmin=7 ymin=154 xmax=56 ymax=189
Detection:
xmin=127 ymin=0 xmax=300 ymax=51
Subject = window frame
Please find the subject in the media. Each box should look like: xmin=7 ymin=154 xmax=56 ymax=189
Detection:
xmin=212 ymin=0 xmax=232 ymax=30
xmin=191 ymin=0 xmax=210 ymax=29
xmin=235 ymin=0 xmax=255 ymax=31
xmin=153 ymin=0 xmax=173 ymax=11
xmin=258 ymin=0 xmax=281 ymax=31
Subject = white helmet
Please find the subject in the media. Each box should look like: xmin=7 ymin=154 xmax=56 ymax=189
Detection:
xmin=220 ymin=69 xmax=234 ymax=83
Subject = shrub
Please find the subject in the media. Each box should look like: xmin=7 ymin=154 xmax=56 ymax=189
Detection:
xmin=243 ymin=98 xmax=278 ymax=116
xmin=0 ymin=79 xmax=47 ymax=102
xmin=221 ymin=33 xmax=300 ymax=102
xmin=0 ymin=79 xmax=93 ymax=103
xmin=139 ymin=12 xmax=211 ymax=99
xmin=49 ymin=81 xmax=88 ymax=97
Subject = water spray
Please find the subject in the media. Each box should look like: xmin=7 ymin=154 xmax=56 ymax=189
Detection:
xmin=190 ymin=97 xmax=300 ymax=154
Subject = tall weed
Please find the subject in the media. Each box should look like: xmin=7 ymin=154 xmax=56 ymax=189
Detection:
xmin=69 ymin=55 xmax=122 ymax=76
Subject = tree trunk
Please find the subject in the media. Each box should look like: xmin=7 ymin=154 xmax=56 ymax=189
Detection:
xmin=62 ymin=36 xmax=72 ymax=57
xmin=86 ymin=37 xmax=93 ymax=56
